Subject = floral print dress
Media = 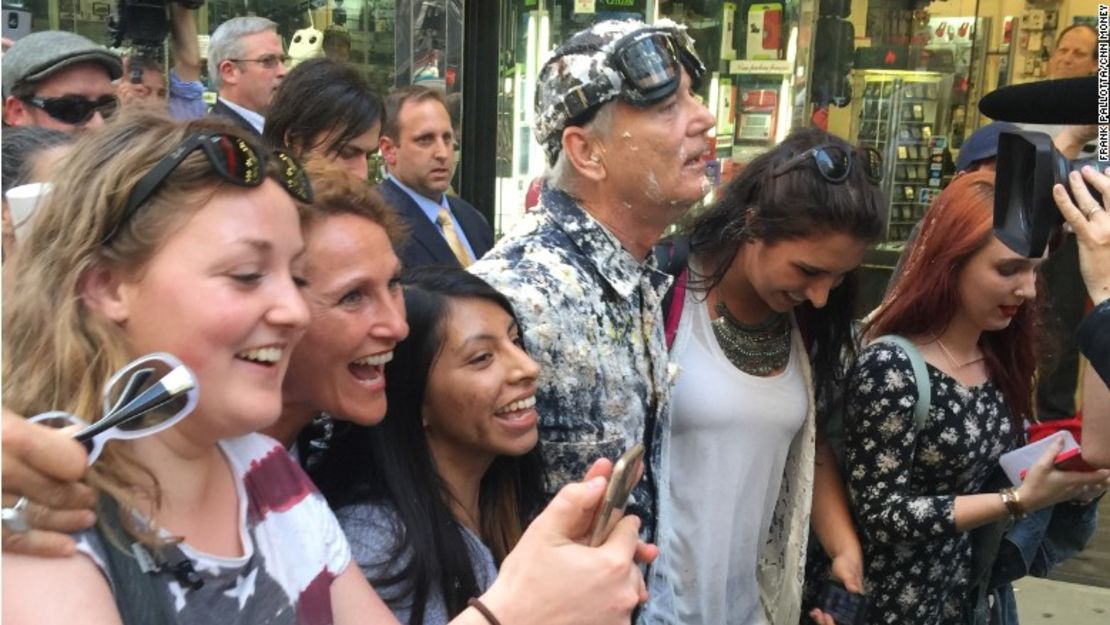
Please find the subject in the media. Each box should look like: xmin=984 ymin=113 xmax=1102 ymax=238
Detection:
xmin=844 ymin=343 xmax=1020 ymax=624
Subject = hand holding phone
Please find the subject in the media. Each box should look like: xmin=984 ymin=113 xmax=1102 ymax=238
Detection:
xmin=588 ymin=443 xmax=644 ymax=547
xmin=817 ymin=581 xmax=869 ymax=625
xmin=1000 ymin=431 xmax=1094 ymax=484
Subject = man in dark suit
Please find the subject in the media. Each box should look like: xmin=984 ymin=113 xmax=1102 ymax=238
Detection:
xmin=377 ymin=85 xmax=493 ymax=268
xmin=206 ymin=16 xmax=287 ymax=137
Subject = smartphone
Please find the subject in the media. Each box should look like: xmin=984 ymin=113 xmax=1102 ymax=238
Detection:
xmin=588 ymin=443 xmax=645 ymax=547
xmin=818 ymin=581 xmax=869 ymax=625
xmin=1052 ymin=447 xmax=1098 ymax=473
xmin=1004 ymin=431 xmax=1090 ymax=483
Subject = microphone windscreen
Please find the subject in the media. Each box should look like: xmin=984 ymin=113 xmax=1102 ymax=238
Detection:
xmin=979 ymin=76 xmax=1097 ymax=125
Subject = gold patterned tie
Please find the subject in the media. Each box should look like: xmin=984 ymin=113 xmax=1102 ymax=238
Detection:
xmin=435 ymin=206 xmax=473 ymax=267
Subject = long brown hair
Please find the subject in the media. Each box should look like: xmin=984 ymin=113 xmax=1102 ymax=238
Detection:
xmin=2 ymin=110 xmax=297 ymax=541
xmin=865 ymin=171 xmax=1040 ymax=421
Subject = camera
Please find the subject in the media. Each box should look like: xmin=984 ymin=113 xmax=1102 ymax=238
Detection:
xmin=994 ymin=131 xmax=1109 ymax=258
xmin=108 ymin=0 xmax=203 ymax=78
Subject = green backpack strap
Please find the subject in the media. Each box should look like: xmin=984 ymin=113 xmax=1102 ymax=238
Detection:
xmin=875 ymin=334 xmax=931 ymax=437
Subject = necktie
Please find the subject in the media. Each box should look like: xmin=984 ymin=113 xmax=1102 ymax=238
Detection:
xmin=435 ymin=206 xmax=473 ymax=267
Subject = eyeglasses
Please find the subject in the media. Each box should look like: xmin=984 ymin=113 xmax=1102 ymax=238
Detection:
xmin=102 ymin=133 xmax=314 ymax=245
xmin=559 ymin=27 xmax=706 ymax=122
xmin=21 ymin=94 xmax=118 ymax=125
xmin=772 ymin=144 xmax=884 ymax=186
xmin=229 ymin=54 xmax=287 ymax=69
xmin=29 ymin=353 xmax=199 ymax=465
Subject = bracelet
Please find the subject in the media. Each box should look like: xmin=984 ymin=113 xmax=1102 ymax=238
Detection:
xmin=468 ymin=598 xmax=503 ymax=625
xmin=999 ymin=487 xmax=1026 ymax=520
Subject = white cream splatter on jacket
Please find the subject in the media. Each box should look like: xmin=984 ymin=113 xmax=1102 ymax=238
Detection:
xmin=471 ymin=185 xmax=673 ymax=539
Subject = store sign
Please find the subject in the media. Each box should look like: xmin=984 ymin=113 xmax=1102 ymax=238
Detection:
xmin=728 ymin=59 xmax=792 ymax=75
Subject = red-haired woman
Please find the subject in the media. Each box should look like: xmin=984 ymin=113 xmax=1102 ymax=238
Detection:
xmin=844 ymin=171 xmax=1110 ymax=623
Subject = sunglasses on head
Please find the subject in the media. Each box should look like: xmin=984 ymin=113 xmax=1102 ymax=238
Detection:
xmin=772 ymin=144 xmax=884 ymax=186
xmin=101 ymin=133 xmax=314 ymax=245
xmin=22 ymin=94 xmax=118 ymax=125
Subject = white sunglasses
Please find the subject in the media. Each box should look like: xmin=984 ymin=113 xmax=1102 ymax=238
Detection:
xmin=30 ymin=352 xmax=198 ymax=464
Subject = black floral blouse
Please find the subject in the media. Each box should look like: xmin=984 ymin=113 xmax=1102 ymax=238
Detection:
xmin=844 ymin=343 xmax=1020 ymax=624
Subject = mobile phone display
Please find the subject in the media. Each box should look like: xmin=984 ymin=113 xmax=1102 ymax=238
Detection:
xmin=818 ymin=581 xmax=869 ymax=625
xmin=588 ymin=443 xmax=645 ymax=547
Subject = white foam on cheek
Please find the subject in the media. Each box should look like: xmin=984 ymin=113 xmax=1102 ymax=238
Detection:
xmin=644 ymin=170 xmax=664 ymax=203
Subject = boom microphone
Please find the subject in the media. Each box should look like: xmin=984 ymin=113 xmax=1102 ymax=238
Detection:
xmin=979 ymin=76 xmax=1097 ymax=125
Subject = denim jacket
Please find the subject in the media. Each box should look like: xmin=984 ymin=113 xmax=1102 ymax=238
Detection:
xmin=987 ymin=500 xmax=1100 ymax=625
xmin=966 ymin=460 xmax=1100 ymax=625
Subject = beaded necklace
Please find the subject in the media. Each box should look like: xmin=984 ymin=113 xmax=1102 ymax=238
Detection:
xmin=711 ymin=301 xmax=791 ymax=376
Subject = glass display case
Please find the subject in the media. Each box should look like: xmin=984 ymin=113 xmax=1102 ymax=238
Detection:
xmin=849 ymin=69 xmax=952 ymax=244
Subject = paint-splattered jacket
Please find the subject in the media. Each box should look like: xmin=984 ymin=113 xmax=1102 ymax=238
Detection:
xmin=470 ymin=185 xmax=675 ymax=540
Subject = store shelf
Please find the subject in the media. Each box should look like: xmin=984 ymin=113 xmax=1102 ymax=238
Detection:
xmin=849 ymin=70 xmax=953 ymax=244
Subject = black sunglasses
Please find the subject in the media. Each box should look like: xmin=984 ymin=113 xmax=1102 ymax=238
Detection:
xmin=772 ymin=144 xmax=883 ymax=186
xmin=22 ymin=94 xmax=118 ymax=125
xmin=101 ymin=133 xmax=314 ymax=245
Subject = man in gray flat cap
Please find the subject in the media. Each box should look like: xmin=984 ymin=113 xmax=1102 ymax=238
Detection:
xmin=3 ymin=31 xmax=121 ymax=133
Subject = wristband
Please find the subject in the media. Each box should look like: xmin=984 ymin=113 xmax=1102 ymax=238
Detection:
xmin=999 ymin=487 xmax=1026 ymax=520
xmin=468 ymin=598 xmax=503 ymax=625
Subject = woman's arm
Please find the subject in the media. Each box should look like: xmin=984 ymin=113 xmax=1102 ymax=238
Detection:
xmin=844 ymin=344 xmax=969 ymax=543
xmin=1082 ymin=360 xmax=1110 ymax=467
xmin=1054 ymin=166 xmax=1110 ymax=465
xmin=2 ymin=553 xmax=122 ymax=625
xmin=330 ymin=563 xmax=400 ymax=625
xmin=811 ymin=436 xmax=863 ymax=592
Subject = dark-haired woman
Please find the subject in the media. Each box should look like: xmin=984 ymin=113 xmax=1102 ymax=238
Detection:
xmin=643 ymin=128 xmax=886 ymax=625
xmin=309 ymin=267 xmax=547 ymax=625
xmin=263 ymin=57 xmax=384 ymax=180
xmin=845 ymin=171 xmax=1110 ymax=624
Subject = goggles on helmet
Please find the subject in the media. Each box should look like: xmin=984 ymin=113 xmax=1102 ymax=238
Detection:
xmin=559 ymin=27 xmax=706 ymax=122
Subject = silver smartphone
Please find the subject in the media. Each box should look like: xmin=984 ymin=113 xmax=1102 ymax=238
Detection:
xmin=588 ymin=443 xmax=645 ymax=547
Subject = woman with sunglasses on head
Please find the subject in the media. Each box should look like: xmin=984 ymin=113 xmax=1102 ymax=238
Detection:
xmin=642 ymin=127 xmax=885 ymax=625
xmin=0 ymin=111 xmax=399 ymax=623
xmin=1 ymin=142 xmax=654 ymax=625
xmin=844 ymin=171 xmax=1110 ymax=624
xmin=305 ymin=266 xmax=547 ymax=625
